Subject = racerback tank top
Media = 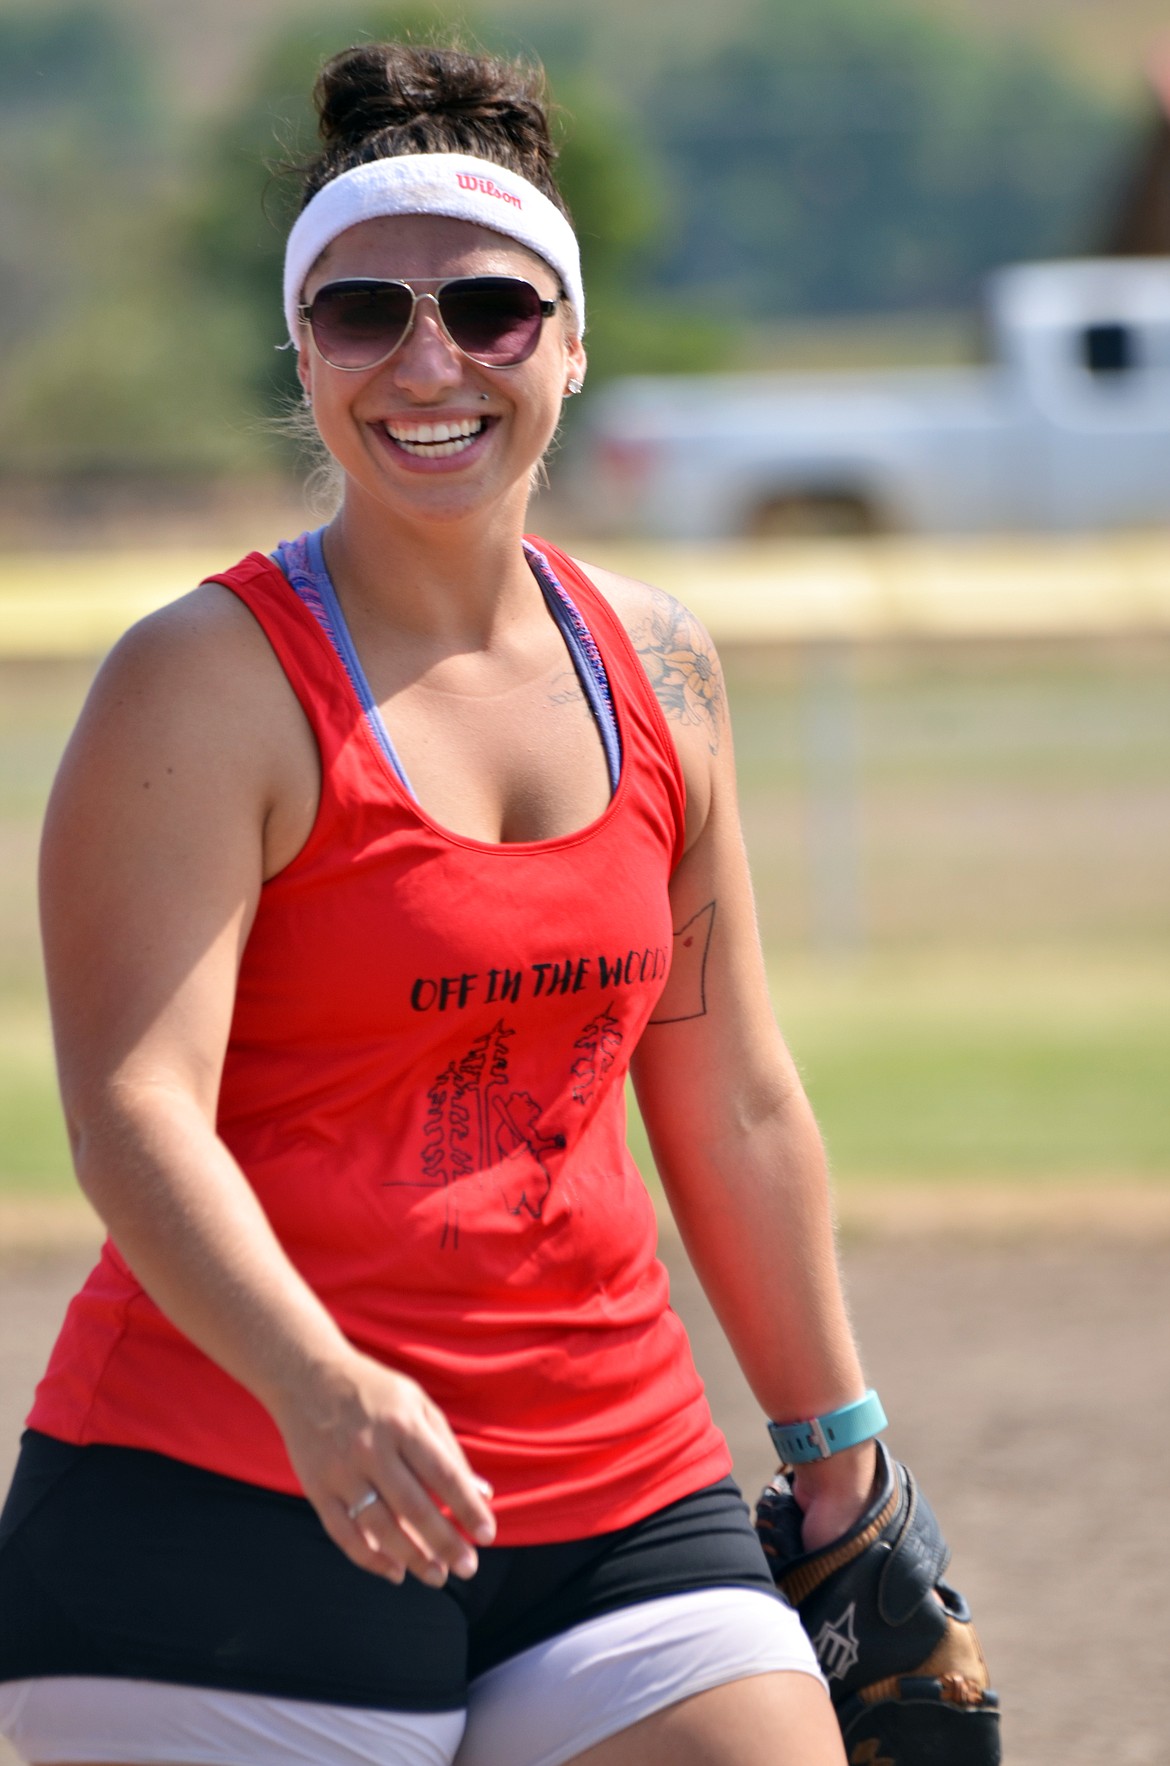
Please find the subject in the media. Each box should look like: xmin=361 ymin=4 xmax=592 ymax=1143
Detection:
xmin=28 ymin=537 xmax=731 ymax=1543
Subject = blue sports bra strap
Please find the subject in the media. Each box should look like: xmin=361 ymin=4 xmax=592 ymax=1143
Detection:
xmin=523 ymin=542 xmax=622 ymax=794
xmin=273 ymin=530 xmax=415 ymax=793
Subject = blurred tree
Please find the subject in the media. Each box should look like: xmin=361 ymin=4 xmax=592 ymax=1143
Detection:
xmin=0 ymin=1 xmax=152 ymax=129
xmin=547 ymin=77 xmax=736 ymax=381
xmin=633 ymin=0 xmax=1134 ymax=316
xmin=0 ymin=2 xmax=246 ymax=476
xmin=0 ymin=2 xmax=157 ymax=354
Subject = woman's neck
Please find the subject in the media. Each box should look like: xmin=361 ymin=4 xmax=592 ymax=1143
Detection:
xmin=322 ymin=485 xmax=539 ymax=650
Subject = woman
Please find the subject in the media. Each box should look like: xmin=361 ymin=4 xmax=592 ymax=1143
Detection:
xmin=0 ymin=42 xmax=883 ymax=1766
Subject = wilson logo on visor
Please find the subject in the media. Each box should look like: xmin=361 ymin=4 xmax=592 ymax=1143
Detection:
xmin=456 ymin=172 xmax=522 ymax=209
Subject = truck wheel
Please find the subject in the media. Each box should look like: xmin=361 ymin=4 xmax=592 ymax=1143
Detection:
xmin=745 ymin=491 xmax=886 ymax=538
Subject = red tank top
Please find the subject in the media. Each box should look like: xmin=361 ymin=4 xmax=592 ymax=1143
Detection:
xmin=29 ymin=539 xmax=731 ymax=1542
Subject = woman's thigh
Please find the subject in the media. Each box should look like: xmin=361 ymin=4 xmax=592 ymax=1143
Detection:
xmin=0 ymin=1435 xmax=474 ymax=1764
xmin=562 ymin=1673 xmax=844 ymax=1766
xmin=457 ymin=1587 xmax=829 ymax=1766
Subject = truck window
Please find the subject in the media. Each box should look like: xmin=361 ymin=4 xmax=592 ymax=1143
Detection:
xmin=1081 ymin=322 xmax=1137 ymax=376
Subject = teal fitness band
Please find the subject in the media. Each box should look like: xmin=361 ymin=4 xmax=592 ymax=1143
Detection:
xmin=767 ymin=1388 xmax=888 ymax=1464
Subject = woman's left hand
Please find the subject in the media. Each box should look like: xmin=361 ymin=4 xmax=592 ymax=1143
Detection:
xmin=791 ymin=1440 xmax=879 ymax=1554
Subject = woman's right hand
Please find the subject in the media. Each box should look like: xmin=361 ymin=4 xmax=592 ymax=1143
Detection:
xmin=270 ymin=1347 xmax=497 ymax=1588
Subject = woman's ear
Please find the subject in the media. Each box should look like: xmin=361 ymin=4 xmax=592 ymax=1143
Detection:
xmin=564 ymin=334 xmax=587 ymax=398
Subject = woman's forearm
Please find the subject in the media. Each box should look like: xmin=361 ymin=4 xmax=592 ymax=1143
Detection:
xmin=645 ymin=1070 xmax=865 ymax=1426
xmin=647 ymin=1068 xmax=880 ymax=1542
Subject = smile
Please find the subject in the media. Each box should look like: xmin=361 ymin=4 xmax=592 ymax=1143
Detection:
xmin=383 ymin=417 xmax=487 ymax=457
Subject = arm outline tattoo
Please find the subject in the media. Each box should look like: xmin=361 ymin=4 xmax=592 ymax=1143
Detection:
xmin=630 ymin=589 xmax=724 ymax=756
xmin=649 ymin=901 xmax=716 ymax=1025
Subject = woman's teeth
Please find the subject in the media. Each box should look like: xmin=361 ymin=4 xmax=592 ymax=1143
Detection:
xmin=384 ymin=417 xmax=486 ymax=457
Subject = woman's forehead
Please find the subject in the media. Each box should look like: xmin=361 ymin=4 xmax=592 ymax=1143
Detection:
xmin=305 ymin=213 xmax=555 ymax=295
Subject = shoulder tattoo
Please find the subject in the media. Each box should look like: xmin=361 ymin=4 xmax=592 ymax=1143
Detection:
xmin=629 ymin=589 xmax=724 ymax=756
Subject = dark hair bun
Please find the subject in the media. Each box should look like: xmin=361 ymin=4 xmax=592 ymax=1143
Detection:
xmin=301 ymin=42 xmax=567 ymax=217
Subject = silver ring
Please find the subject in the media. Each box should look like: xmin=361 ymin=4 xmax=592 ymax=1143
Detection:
xmin=347 ymin=1488 xmax=380 ymax=1522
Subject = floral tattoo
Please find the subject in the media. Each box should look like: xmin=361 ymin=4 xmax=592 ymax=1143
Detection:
xmin=630 ymin=589 xmax=724 ymax=755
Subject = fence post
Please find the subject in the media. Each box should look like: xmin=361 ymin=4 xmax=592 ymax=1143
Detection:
xmin=801 ymin=637 xmax=864 ymax=955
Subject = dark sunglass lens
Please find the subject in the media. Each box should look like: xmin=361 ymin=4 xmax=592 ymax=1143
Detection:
xmin=441 ymin=278 xmax=546 ymax=365
xmin=310 ymin=283 xmax=412 ymax=368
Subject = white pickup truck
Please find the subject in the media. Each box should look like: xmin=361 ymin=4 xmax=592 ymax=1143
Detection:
xmin=572 ymin=258 xmax=1170 ymax=537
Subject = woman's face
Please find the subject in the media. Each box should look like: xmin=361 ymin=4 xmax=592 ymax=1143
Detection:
xmin=297 ymin=212 xmax=585 ymax=530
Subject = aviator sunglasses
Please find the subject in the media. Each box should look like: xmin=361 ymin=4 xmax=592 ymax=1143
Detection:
xmin=299 ymin=275 xmax=560 ymax=372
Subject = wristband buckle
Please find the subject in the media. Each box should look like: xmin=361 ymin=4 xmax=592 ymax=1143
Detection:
xmin=805 ymin=1415 xmax=832 ymax=1460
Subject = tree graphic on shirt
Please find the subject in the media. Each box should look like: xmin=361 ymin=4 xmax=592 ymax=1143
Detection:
xmin=570 ymin=1002 xmax=624 ymax=1106
xmin=405 ymin=1020 xmax=564 ymax=1244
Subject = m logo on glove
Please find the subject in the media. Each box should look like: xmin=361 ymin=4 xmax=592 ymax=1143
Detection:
xmin=812 ymin=1601 xmax=860 ymax=1681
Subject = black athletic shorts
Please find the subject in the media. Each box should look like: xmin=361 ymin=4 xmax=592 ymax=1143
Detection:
xmin=0 ymin=1430 xmax=780 ymax=1712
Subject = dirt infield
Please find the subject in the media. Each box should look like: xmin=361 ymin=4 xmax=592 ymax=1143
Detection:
xmin=1 ymin=1227 xmax=1166 ymax=1766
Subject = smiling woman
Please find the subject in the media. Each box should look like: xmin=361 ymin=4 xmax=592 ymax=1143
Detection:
xmin=0 ymin=37 xmax=967 ymax=1766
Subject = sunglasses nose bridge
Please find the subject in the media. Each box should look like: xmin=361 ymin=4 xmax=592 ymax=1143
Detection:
xmin=407 ymin=288 xmax=464 ymax=360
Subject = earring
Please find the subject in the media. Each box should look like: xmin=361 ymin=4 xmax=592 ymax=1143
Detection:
xmin=301 ymin=389 xmax=312 ymax=408
xmin=566 ymin=378 xmax=584 ymax=396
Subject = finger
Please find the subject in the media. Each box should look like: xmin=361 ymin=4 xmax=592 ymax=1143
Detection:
xmin=360 ymin=1464 xmax=481 ymax=1583
xmin=337 ymin=1469 xmax=468 ymax=1586
xmin=359 ymin=1509 xmax=449 ymax=1586
xmin=319 ymin=1495 xmax=407 ymax=1584
xmin=401 ymin=1409 xmax=497 ymax=1546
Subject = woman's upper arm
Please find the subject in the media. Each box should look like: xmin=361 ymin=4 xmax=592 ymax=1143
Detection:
xmin=585 ymin=568 xmax=802 ymax=1145
xmin=632 ymin=726 xmax=799 ymax=1148
xmin=40 ymin=586 xmax=307 ymax=1129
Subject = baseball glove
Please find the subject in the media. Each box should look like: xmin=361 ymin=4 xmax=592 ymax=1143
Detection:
xmin=756 ymin=1441 xmax=1001 ymax=1765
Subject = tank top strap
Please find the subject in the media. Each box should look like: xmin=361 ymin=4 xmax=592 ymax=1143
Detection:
xmin=524 ymin=536 xmax=687 ymax=861
xmin=200 ymin=550 xmax=372 ymax=782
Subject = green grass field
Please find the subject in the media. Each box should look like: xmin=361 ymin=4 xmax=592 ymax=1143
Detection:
xmin=768 ymin=945 xmax=1170 ymax=1181
xmin=1 ymin=608 xmax=1168 ymax=1200
xmin=619 ymin=944 xmax=1170 ymax=1202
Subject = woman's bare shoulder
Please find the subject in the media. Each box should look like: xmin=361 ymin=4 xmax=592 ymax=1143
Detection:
xmin=82 ymin=579 xmax=307 ymax=744
xmin=99 ymin=578 xmax=277 ymax=683
xmin=566 ymin=555 xmax=726 ymax=761
xmin=63 ymin=579 xmax=318 ymax=837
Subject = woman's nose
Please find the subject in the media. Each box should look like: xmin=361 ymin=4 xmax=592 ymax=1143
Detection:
xmin=387 ymin=296 xmax=466 ymax=394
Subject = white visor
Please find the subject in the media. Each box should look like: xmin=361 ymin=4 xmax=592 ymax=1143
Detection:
xmin=283 ymin=152 xmax=584 ymax=346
